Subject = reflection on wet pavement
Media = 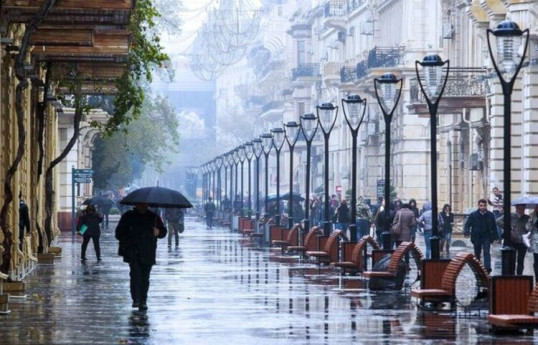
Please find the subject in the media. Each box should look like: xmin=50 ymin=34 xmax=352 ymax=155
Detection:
xmin=0 ymin=216 xmax=536 ymax=344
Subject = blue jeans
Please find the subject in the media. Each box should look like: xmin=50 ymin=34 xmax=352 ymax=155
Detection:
xmin=357 ymin=219 xmax=371 ymax=240
xmin=335 ymin=222 xmax=348 ymax=231
xmin=473 ymin=240 xmax=492 ymax=271
xmin=440 ymin=231 xmax=452 ymax=253
xmin=423 ymin=231 xmax=432 ymax=259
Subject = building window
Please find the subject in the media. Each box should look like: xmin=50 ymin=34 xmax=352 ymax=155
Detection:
xmin=297 ymin=40 xmax=306 ymax=65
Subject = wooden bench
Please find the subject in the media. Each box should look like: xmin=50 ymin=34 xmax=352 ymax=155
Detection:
xmin=240 ymin=218 xmax=255 ymax=237
xmin=306 ymin=230 xmax=346 ymax=264
xmin=271 ymin=224 xmax=302 ymax=251
xmin=488 ymin=276 xmax=538 ymax=333
xmin=331 ymin=235 xmax=380 ymax=274
xmin=410 ymin=252 xmax=489 ymax=309
xmin=362 ymin=242 xmax=423 ymax=279
xmin=287 ymin=226 xmax=322 ymax=255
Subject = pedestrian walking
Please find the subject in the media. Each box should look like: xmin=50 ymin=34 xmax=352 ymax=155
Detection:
xmin=489 ymin=187 xmax=504 ymax=238
xmin=526 ymin=205 xmax=538 ymax=283
xmin=19 ymin=197 xmax=30 ymax=250
xmin=392 ymin=203 xmax=417 ymax=246
xmin=334 ymin=199 xmax=351 ymax=231
xmin=165 ymin=208 xmax=184 ymax=248
xmin=439 ymin=204 xmax=454 ymax=256
xmin=417 ymin=201 xmax=435 ymax=259
xmin=374 ymin=199 xmax=395 ymax=245
xmin=77 ymin=204 xmax=103 ymax=264
xmin=115 ymin=203 xmax=167 ymax=311
xmin=408 ymin=199 xmax=420 ymax=243
xmin=496 ymin=203 xmax=530 ymax=275
xmin=356 ymin=196 xmax=373 ymax=239
xmin=463 ymin=199 xmax=497 ymax=273
xmin=204 ymin=197 xmax=216 ymax=229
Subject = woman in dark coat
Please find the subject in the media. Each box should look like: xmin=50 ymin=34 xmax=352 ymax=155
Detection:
xmin=77 ymin=204 xmax=103 ymax=263
xmin=440 ymin=204 xmax=454 ymax=256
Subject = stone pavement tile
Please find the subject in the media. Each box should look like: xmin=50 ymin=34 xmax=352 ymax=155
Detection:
xmin=0 ymin=217 xmax=536 ymax=344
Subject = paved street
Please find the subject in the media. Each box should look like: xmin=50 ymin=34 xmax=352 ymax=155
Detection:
xmin=0 ymin=215 xmax=536 ymax=344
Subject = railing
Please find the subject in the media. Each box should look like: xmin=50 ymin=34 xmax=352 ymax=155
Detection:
xmin=324 ymin=0 xmax=347 ymax=17
xmin=409 ymin=67 xmax=490 ymax=103
xmin=341 ymin=46 xmax=403 ymax=83
xmin=292 ymin=63 xmax=320 ymax=80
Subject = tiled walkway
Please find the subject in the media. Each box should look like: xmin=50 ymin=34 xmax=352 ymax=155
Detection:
xmin=0 ymin=216 xmax=536 ymax=344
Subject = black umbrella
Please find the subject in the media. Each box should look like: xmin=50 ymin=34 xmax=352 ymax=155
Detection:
xmin=120 ymin=186 xmax=193 ymax=209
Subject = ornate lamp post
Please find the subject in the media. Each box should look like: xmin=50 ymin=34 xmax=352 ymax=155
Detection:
xmin=232 ymin=148 xmax=240 ymax=214
xmin=222 ymin=153 xmax=229 ymax=208
xmin=415 ymin=54 xmax=450 ymax=259
xmin=487 ymin=20 xmax=529 ymax=275
xmin=252 ymin=138 xmax=263 ymax=219
xmin=342 ymin=94 xmax=367 ymax=242
xmin=261 ymin=133 xmax=273 ymax=218
xmin=215 ymin=155 xmax=223 ymax=210
xmin=374 ymin=73 xmax=403 ymax=250
xmin=300 ymin=113 xmax=319 ymax=234
xmin=316 ymin=102 xmax=338 ymax=237
xmin=271 ymin=127 xmax=286 ymax=226
xmin=244 ymin=142 xmax=254 ymax=218
xmin=227 ymin=152 xmax=235 ymax=215
xmin=285 ymin=121 xmax=301 ymax=229
xmin=237 ymin=145 xmax=246 ymax=217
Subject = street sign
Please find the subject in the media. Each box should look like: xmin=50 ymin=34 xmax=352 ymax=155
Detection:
xmin=376 ymin=179 xmax=385 ymax=200
xmin=74 ymin=178 xmax=92 ymax=184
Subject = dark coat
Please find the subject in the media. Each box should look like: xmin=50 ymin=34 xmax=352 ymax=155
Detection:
xmin=464 ymin=209 xmax=497 ymax=245
xmin=115 ymin=209 xmax=167 ymax=265
xmin=393 ymin=207 xmax=416 ymax=242
xmin=77 ymin=209 xmax=103 ymax=236
xmin=335 ymin=204 xmax=351 ymax=223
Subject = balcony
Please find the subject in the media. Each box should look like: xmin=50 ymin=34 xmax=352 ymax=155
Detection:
xmin=292 ymin=63 xmax=320 ymax=81
xmin=341 ymin=46 xmax=403 ymax=83
xmin=323 ymin=0 xmax=348 ymax=31
xmin=408 ymin=67 xmax=489 ymax=114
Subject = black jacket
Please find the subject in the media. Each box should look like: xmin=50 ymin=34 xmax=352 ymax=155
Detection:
xmin=77 ymin=209 xmax=103 ymax=236
xmin=115 ymin=209 xmax=167 ymax=265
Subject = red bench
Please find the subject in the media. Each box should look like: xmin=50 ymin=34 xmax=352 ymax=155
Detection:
xmin=410 ymin=252 xmax=489 ymax=309
xmin=306 ymin=230 xmax=347 ymax=265
xmin=362 ymin=241 xmax=423 ymax=279
xmin=488 ymin=277 xmax=538 ymax=333
xmin=287 ymin=226 xmax=322 ymax=255
xmin=271 ymin=224 xmax=302 ymax=250
xmin=331 ymin=235 xmax=379 ymax=274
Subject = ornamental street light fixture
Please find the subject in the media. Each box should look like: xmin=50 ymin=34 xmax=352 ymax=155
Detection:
xmin=252 ymin=138 xmax=263 ymax=219
xmin=222 ymin=153 xmax=229 ymax=210
xmin=374 ymin=72 xmax=403 ymax=250
xmin=316 ymin=102 xmax=338 ymax=237
xmin=226 ymin=152 xmax=235 ymax=215
xmin=271 ymin=127 xmax=286 ymax=226
xmin=415 ymin=54 xmax=450 ymax=260
xmin=237 ymin=145 xmax=246 ymax=217
xmin=285 ymin=121 xmax=301 ymax=229
xmin=261 ymin=133 xmax=273 ymax=218
xmin=342 ymin=94 xmax=367 ymax=243
xmin=300 ymin=113 xmax=319 ymax=234
xmin=215 ymin=155 xmax=224 ymax=210
xmin=244 ymin=142 xmax=254 ymax=218
xmin=233 ymin=148 xmax=241 ymax=214
xmin=487 ymin=20 xmax=529 ymax=275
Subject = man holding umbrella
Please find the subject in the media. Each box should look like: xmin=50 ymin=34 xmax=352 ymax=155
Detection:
xmin=115 ymin=203 xmax=167 ymax=311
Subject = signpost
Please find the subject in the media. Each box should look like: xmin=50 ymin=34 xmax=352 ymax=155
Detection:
xmin=71 ymin=168 xmax=93 ymax=236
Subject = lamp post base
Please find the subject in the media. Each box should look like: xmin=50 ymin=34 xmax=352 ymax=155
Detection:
xmin=348 ymin=224 xmax=357 ymax=243
xmin=501 ymin=246 xmax=516 ymax=276
xmin=430 ymin=236 xmax=440 ymax=260
xmin=323 ymin=221 xmax=331 ymax=237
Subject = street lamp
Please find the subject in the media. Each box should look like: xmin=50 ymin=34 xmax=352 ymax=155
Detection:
xmin=226 ymin=151 xmax=235 ymax=215
xmin=222 ymin=153 xmax=229 ymax=209
xmin=374 ymin=72 xmax=403 ymax=250
xmin=233 ymin=148 xmax=240 ymax=215
xmin=316 ymin=102 xmax=338 ymax=237
xmin=237 ymin=145 xmax=246 ymax=217
xmin=285 ymin=121 xmax=301 ymax=229
xmin=252 ymin=138 xmax=263 ymax=219
xmin=244 ymin=142 xmax=254 ymax=218
xmin=215 ymin=155 xmax=223 ymax=211
xmin=271 ymin=127 xmax=286 ymax=226
xmin=342 ymin=94 xmax=367 ymax=242
xmin=261 ymin=133 xmax=273 ymax=218
xmin=300 ymin=113 xmax=319 ymax=234
xmin=487 ymin=20 xmax=529 ymax=275
xmin=415 ymin=54 xmax=450 ymax=259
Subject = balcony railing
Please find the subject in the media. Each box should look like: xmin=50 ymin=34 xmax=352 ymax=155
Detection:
xmin=409 ymin=67 xmax=490 ymax=103
xmin=292 ymin=63 xmax=320 ymax=80
xmin=324 ymin=0 xmax=347 ymax=17
xmin=340 ymin=46 xmax=403 ymax=83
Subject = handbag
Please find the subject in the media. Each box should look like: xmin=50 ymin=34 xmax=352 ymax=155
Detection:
xmin=390 ymin=212 xmax=402 ymax=237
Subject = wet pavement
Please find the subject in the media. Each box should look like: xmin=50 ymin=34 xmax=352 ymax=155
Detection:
xmin=1 ymin=216 xmax=537 ymax=344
